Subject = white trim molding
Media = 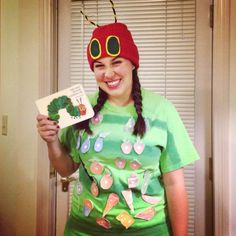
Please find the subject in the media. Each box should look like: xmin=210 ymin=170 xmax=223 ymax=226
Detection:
xmin=213 ymin=0 xmax=230 ymax=236
xmin=229 ymin=1 xmax=236 ymax=235
xmin=37 ymin=0 xmax=56 ymax=235
xmin=195 ymin=0 xmax=213 ymax=235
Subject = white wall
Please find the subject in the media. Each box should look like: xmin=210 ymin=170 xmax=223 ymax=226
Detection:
xmin=0 ymin=0 xmax=39 ymax=235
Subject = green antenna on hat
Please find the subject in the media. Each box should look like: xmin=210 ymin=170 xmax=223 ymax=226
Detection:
xmin=80 ymin=0 xmax=117 ymax=27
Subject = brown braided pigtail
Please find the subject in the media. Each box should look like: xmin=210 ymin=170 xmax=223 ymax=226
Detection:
xmin=75 ymin=88 xmax=108 ymax=134
xmin=132 ymin=69 xmax=146 ymax=137
xmin=93 ymin=87 xmax=108 ymax=116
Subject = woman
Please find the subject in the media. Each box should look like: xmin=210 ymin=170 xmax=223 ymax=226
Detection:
xmin=37 ymin=22 xmax=199 ymax=236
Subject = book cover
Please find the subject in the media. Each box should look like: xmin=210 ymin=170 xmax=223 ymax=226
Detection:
xmin=35 ymin=84 xmax=94 ymax=129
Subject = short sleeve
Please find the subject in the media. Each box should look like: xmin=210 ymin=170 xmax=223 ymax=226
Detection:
xmin=160 ymin=101 xmax=199 ymax=173
xmin=59 ymin=126 xmax=81 ymax=164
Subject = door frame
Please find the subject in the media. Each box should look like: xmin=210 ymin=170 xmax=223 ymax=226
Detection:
xmin=212 ymin=0 xmax=231 ymax=236
xmin=37 ymin=0 xmax=58 ymax=235
xmin=36 ymin=0 xmax=231 ymax=235
xmin=195 ymin=0 xmax=213 ymax=235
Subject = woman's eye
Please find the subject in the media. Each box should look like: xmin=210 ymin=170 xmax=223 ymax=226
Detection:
xmin=112 ymin=60 xmax=122 ymax=65
xmin=94 ymin=64 xmax=104 ymax=68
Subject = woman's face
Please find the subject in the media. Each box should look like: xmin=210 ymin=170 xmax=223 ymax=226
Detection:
xmin=93 ymin=57 xmax=134 ymax=106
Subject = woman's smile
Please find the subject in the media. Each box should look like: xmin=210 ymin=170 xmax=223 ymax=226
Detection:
xmin=106 ymin=79 xmax=121 ymax=89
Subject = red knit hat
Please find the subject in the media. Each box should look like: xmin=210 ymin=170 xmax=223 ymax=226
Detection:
xmin=87 ymin=22 xmax=139 ymax=70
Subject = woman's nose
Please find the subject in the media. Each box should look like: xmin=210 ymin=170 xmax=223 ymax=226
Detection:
xmin=104 ymin=67 xmax=115 ymax=79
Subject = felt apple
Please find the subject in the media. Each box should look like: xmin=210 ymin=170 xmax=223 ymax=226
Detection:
xmin=100 ymin=174 xmax=113 ymax=190
xmin=90 ymin=161 xmax=104 ymax=175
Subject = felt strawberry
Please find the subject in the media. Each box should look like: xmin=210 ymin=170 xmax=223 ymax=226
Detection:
xmin=121 ymin=140 xmax=132 ymax=154
xmin=133 ymin=137 xmax=145 ymax=155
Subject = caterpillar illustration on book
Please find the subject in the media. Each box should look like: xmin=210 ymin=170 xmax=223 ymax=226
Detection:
xmin=47 ymin=95 xmax=87 ymax=122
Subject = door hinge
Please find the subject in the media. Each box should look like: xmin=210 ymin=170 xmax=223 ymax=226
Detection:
xmin=50 ymin=164 xmax=56 ymax=178
xmin=209 ymin=157 xmax=213 ymax=181
xmin=209 ymin=4 xmax=214 ymax=28
xmin=60 ymin=176 xmax=77 ymax=192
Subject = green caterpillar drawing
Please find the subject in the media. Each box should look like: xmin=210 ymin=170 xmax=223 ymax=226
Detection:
xmin=47 ymin=95 xmax=86 ymax=122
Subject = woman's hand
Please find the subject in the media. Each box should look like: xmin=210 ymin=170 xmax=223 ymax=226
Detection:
xmin=36 ymin=114 xmax=60 ymax=143
xmin=36 ymin=114 xmax=79 ymax=176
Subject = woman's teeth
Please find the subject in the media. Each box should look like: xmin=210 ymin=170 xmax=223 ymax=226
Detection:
xmin=106 ymin=80 xmax=120 ymax=88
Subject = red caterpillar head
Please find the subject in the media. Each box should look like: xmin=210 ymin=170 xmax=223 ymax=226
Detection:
xmin=87 ymin=22 xmax=139 ymax=71
xmin=78 ymin=104 xmax=86 ymax=115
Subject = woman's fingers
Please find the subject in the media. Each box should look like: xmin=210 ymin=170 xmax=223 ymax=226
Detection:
xmin=36 ymin=114 xmax=60 ymax=143
xmin=38 ymin=128 xmax=59 ymax=139
xmin=37 ymin=120 xmax=59 ymax=130
xmin=36 ymin=114 xmax=48 ymax=122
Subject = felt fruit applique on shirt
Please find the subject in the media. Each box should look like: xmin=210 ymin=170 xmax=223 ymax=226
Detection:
xmin=91 ymin=113 xmax=103 ymax=125
xmin=124 ymin=117 xmax=135 ymax=133
xmin=141 ymin=195 xmax=161 ymax=204
xmin=96 ymin=217 xmax=111 ymax=229
xmin=121 ymin=138 xmax=145 ymax=155
xmin=80 ymin=132 xmax=109 ymax=154
xmin=141 ymin=170 xmax=151 ymax=195
xmin=129 ymin=160 xmax=141 ymax=170
xmin=91 ymin=182 xmax=99 ymax=197
xmin=76 ymin=181 xmax=83 ymax=195
xmin=89 ymin=160 xmax=104 ymax=175
xmin=116 ymin=211 xmax=135 ymax=229
xmin=121 ymin=139 xmax=132 ymax=154
xmin=127 ymin=173 xmax=139 ymax=188
xmin=135 ymin=206 xmax=156 ymax=221
xmin=100 ymin=173 xmax=113 ymax=190
xmin=122 ymin=189 xmax=134 ymax=213
xmin=114 ymin=158 xmax=126 ymax=169
xmin=102 ymin=193 xmax=120 ymax=217
xmin=81 ymin=135 xmax=92 ymax=154
xmin=83 ymin=199 xmax=94 ymax=217
xmin=133 ymin=136 xmax=145 ymax=155
xmin=94 ymin=132 xmax=109 ymax=153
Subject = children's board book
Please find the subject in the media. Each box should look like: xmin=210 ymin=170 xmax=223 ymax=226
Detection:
xmin=35 ymin=84 xmax=95 ymax=129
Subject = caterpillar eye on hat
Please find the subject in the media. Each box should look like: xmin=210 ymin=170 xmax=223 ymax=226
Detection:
xmin=81 ymin=1 xmax=139 ymax=71
xmin=87 ymin=22 xmax=139 ymax=71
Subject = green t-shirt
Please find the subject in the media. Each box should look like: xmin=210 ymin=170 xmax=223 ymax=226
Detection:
xmin=60 ymin=89 xmax=199 ymax=236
